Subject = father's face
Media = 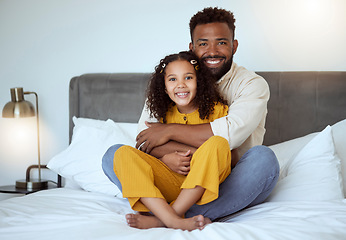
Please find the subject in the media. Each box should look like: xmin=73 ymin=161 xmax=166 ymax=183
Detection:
xmin=189 ymin=22 xmax=238 ymax=80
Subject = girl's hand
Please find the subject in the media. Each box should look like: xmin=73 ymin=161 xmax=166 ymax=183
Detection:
xmin=136 ymin=121 xmax=172 ymax=153
xmin=160 ymin=150 xmax=192 ymax=175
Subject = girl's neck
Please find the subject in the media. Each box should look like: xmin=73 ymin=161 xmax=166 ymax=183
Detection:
xmin=176 ymin=104 xmax=198 ymax=114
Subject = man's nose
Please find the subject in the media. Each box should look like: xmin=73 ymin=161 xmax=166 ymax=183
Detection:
xmin=207 ymin=44 xmax=218 ymax=56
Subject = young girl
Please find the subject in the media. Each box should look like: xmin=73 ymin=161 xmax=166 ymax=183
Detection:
xmin=114 ymin=51 xmax=231 ymax=231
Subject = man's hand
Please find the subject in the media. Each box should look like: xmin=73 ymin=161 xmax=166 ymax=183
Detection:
xmin=136 ymin=121 xmax=171 ymax=153
xmin=160 ymin=150 xmax=192 ymax=175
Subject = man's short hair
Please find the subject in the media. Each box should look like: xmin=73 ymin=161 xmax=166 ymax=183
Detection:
xmin=189 ymin=7 xmax=236 ymax=42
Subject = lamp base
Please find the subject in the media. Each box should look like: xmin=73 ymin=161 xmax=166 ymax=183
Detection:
xmin=16 ymin=179 xmax=48 ymax=190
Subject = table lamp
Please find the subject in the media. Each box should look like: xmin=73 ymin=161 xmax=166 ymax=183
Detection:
xmin=2 ymin=87 xmax=48 ymax=190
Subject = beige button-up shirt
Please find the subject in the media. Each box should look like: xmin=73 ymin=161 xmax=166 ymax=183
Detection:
xmin=137 ymin=62 xmax=269 ymax=157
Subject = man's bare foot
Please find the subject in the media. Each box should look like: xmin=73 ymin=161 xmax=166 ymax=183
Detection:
xmin=125 ymin=213 xmax=165 ymax=229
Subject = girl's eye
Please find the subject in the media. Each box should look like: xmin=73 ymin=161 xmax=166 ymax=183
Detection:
xmin=169 ymin=78 xmax=176 ymax=81
xmin=185 ymin=76 xmax=193 ymax=80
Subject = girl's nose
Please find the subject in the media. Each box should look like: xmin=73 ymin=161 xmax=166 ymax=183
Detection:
xmin=177 ymin=79 xmax=186 ymax=88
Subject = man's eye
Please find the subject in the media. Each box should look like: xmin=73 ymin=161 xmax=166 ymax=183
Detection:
xmin=199 ymin=42 xmax=207 ymax=47
xmin=218 ymin=41 xmax=227 ymax=45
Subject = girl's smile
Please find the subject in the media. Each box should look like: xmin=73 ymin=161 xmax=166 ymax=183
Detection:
xmin=176 ymin=92 xmax=189 ymax=98
xmin=164 ymin=60 xmax=197 ymax=114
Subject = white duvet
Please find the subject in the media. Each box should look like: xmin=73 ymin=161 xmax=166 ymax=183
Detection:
xmin=0 ymin=188 xmax=346 ymax=240
xmin=2 ymin=119 xmax=346 ymax=240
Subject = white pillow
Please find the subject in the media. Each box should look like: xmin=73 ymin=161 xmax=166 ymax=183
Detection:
xmin=269 ymin=132 xmax=318 ymax=179
xmin=47 ymin=117 xmax=138 ymax=196
xmin=331 ymin=119 xmax=346 ymax=196
xmin=267 ymin=125 xmax=344 ymax=202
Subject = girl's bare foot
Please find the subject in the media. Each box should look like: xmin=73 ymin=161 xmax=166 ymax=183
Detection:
xmin=126 ymin=213 xmax=211 ymax=231
xmin=204 ymin=217 xmax=212 ymax=225
xmin=125 ymin=213 xmax=165 ymax=229
xmin=168 ymin=214 xmax=206 ymax=231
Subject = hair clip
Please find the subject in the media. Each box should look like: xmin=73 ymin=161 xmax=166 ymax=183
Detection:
xmin=190 ymin=60 xmax=199 ymax=71
xmin=160 ymin=63 xmax=166 ymax=74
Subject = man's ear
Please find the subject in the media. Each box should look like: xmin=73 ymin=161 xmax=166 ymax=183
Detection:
xmin=189 ymin=42 xmax=193 ymax=51
xmin=232 ymin=39 xmax=238 ymax=55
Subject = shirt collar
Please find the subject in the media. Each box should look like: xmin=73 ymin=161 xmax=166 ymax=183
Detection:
xmin=216 ymin=62 xmax=237 ymax=85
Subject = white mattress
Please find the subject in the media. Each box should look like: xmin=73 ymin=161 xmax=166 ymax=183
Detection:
xmin=1 ymin=188 xmax=346 ymax=240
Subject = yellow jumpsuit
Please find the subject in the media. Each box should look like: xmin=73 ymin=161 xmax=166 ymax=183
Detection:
xmin=113 ymin=103 xmax=231 ymax=212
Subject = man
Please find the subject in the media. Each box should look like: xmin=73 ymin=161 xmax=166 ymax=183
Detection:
xmin=103 ymin=7 xmax=279 ymax=222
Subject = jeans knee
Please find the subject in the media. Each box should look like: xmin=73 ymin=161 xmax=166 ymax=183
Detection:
xmin=109 ymin=144 xmax=125 ymax=154
xmin=102 ymin=144 xmax=124 ymax=173
xmin=244 ymin=145 xmax=280 ymax=176
xmin=259 ymin=146 xmax=279 ymax=171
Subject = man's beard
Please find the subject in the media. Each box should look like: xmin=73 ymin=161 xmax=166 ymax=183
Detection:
xmin=206 ymin=55 xmax=233 ymax=81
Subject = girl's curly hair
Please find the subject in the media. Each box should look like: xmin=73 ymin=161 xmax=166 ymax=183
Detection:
xmin=146 ymin=51 xmax=227 ymax=123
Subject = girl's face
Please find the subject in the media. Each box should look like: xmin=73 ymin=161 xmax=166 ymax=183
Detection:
xmin=164 ymin=60 xmax=197 ymax=114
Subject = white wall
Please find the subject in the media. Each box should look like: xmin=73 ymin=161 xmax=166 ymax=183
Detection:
xmin=0 ymin=0 xmax=345 ymax=191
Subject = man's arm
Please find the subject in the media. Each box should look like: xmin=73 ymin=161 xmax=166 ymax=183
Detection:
xmin=136 ymin=101 xmax=213 ymax=154
xmin=210 ymin=73 xmax=270 ymax=155
xmin=136 ymin=105 xmax=240 ymax=168
xmin=136 ymin=122 xmax=213 ymax=154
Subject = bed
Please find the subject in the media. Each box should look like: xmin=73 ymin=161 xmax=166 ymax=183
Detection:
xmin=1 ymin=71 xmax=346 ymax=240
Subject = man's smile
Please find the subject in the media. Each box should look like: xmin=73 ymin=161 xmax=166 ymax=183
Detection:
xmin=202 ymin=56 xmax=226 ymax=68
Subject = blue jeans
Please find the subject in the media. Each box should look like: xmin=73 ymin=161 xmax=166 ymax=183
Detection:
xmin=102 ymin=144 xmax=279 ymax=221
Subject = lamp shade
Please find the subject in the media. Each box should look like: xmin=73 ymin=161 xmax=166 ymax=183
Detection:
xmin=2 ymin=88 xmax=35 ymax=118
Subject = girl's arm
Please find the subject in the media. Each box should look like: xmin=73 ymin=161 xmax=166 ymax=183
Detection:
xmin=150 ymin=141 xmax=197 ymax=158
xmin=159 ymin=150 xmax=192 ymax=176
xmin=148 ymin=140 xmax=197 ymax=176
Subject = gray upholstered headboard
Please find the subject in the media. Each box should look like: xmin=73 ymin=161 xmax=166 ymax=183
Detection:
xmin=69 ymin=72 xmax=346 ymax=146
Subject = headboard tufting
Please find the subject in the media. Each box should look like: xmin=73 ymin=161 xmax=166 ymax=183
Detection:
xmin=261 ymin=71 xmax=346 ymax=145
xmin=69 ymin=71 xmax=346 ymax=146
xmin=69 ymin=73 xmax=150 ymax=141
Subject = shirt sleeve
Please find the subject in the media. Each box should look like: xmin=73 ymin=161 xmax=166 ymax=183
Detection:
xmin=137 ymin=99 xmax=159 ymax=135
xmin=210 ymin=76 xmax=269 ymax=150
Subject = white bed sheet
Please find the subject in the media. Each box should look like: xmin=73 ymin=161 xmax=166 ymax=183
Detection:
xmin=1 ymin=188 xmax=346 ymax=240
